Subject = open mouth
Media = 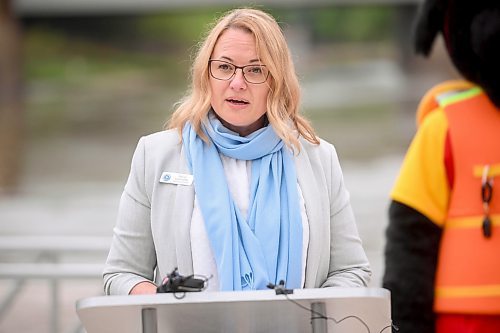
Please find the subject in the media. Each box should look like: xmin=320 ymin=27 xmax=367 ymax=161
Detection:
xmin=226 ymin=98 xmax=249 ymax=105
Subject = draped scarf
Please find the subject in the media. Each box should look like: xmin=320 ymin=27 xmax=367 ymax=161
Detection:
xmin=182 ymin=111 xmax=302 ymax=290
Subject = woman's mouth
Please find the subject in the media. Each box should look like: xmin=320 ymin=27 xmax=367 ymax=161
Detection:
xmin=226 ymin=98 xmax=249 ymax=105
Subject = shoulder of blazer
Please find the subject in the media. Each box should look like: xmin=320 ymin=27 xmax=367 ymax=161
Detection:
xmin=295 ymin=137 xmax=337 ymax=195
xmin=297 ymin=136 xmax=336 ymax=166
xmin=140 ymin=130 xmax=184 ymax=164
xmin=141 ymin=129 xmax=182 ymax=151
xmin=137 ymin=129 xmax=187 ymax=190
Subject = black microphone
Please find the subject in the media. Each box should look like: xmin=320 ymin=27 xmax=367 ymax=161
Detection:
xmin=157 ymin=268 xmax=206 ymax=293
xmin=267 ymin=280 xmax=293 ymax=295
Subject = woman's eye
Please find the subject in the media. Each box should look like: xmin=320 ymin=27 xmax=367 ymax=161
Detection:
xmin=219 ymin=64 xmax=232 ymax=71
xmin=248 ymin=66 xmax=262 ymax=74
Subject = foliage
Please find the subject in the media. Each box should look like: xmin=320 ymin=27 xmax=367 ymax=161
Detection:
xmin=270 ymin=6 xmax=394 ymax=43
xmin=23 ymin=6 xmax=394 ymax=81
xmin=310 ymin=7 xmax=394 ymax=42
xmin=21 ymin=6 xmax=399 ymax=144
xmin=23 ymin=28 xmax=182 ymax=82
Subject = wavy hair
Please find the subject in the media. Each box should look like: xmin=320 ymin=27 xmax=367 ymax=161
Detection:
xmin=166 ymin=7 xmax=319 ymax=149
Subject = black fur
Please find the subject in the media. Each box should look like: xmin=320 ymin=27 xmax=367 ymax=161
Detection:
xmin=470 ymin=9 xmax=500 ymax=107
xmin=383 ymin=201 xmax=442 ymax=333
xmin=385 ymin=3 xmax=500 ymax=332
xmin=413 ymin=0 xmax=447 ymax=56
xmin=413 ymin=0 xmax=500 ymax=107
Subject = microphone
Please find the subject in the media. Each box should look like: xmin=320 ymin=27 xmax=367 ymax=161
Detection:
xmin=267 ymin=280 xmax=294 ymax=295
xmin=157 ymin=268 xmax=206 ymax=293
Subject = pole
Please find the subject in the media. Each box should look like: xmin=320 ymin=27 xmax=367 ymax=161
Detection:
xmin=311 ymin=302 xmax=328 ymax=333
xmin=141 ymin=308 xmax=158 ymax=333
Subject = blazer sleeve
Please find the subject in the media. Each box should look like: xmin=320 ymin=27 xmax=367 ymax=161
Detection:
xmin=103 ymin=137 xmax=158 ymax=295
xmin=321 ymin=142 xmax=372 ymax=288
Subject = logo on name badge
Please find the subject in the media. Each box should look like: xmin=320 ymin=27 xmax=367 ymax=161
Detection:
xmin=159 ymin=172 xmax=193 ymax=186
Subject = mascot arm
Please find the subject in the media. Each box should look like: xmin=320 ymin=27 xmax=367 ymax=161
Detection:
xmin=383 ymin=200 xmax=442 ymax=333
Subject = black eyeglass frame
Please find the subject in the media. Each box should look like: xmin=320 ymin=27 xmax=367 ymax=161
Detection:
xmin=208 ymin=59 xmax=270 ymax=84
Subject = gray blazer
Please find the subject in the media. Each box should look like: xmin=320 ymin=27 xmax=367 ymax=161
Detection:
xmin=103 ymin=130 xmax=371 ymax=295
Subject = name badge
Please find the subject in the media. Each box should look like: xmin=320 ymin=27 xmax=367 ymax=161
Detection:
xmin=159 ymin=172 xmax=193 ymax=186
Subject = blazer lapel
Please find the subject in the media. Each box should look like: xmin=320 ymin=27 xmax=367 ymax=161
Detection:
xmin=294 ymin=145 xmax=329 ymax=288
xmin=172 ymin=144 xmax=195 ymax=275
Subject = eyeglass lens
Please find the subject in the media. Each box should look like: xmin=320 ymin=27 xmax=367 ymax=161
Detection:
xmin=209 ymin=60 xmax=268 ymax=84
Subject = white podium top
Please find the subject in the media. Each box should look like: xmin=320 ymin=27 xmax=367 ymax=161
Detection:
xmin=77 ymin=287 xmax=391 ymax=333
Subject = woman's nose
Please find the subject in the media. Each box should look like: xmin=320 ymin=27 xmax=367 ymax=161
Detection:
xmin=229 ymin=68 xmax=247 ymax=90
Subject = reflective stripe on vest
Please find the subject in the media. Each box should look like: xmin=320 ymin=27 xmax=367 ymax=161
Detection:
xmin=434 ymin=88 xmax=500 ymax=314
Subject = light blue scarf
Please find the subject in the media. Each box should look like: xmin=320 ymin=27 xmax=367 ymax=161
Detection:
xmin=182 ymin=112 xmax=303 ymax=291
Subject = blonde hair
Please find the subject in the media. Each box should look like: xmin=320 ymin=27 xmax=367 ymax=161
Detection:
xmin=166 ymin=7 xmax=319 ymax=149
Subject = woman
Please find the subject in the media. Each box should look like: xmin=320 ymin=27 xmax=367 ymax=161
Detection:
xmin=103 ymin=7 xmax=371 ymax=295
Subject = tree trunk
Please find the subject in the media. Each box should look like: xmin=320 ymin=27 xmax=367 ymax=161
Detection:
xmin=0 ymin=0 xmax=24 ymax=192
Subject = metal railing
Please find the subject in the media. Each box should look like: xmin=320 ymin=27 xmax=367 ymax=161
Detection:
xmin=0 ymin=236 xmax=111 ymax=333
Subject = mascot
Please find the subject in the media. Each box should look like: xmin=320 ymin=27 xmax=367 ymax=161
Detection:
xmin=382 ymin=1 xmax=500 ymax=332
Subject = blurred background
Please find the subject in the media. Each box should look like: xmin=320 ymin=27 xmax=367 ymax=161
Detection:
xmin=0 ymin=0 xmax=459 ymax=332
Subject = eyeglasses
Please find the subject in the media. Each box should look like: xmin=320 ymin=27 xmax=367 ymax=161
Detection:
xmin=208 ymin=59 xmax=269 ymax=84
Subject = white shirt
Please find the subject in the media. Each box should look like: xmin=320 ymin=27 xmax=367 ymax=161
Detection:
xmin=190 ymin=154 xmax=309 ymax=291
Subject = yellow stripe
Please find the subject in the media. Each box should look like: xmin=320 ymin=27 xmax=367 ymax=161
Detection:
xmin=440 ymin=87 xmax=482 ymax=107
xmin=447 ymin=215 xmax=500 ymax=228
xmin=416 ymin=80 xmax=474 ymax=126
xmin=474 ymin=164 xmax=500 ymax=178
xmin=436 ymin=285 xmax=500 ymax=298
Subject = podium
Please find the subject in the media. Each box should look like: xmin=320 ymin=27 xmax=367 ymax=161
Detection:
xmin=76 ymin=288 xmax=391 ymax=333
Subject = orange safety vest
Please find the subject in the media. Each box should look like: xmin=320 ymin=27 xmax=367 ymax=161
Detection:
xmin=434 ymin=87 xmax=500 ymax=314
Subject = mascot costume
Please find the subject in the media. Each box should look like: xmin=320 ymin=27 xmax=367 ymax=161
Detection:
xmin=382 ymin=0 xmax=500 ymax=332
